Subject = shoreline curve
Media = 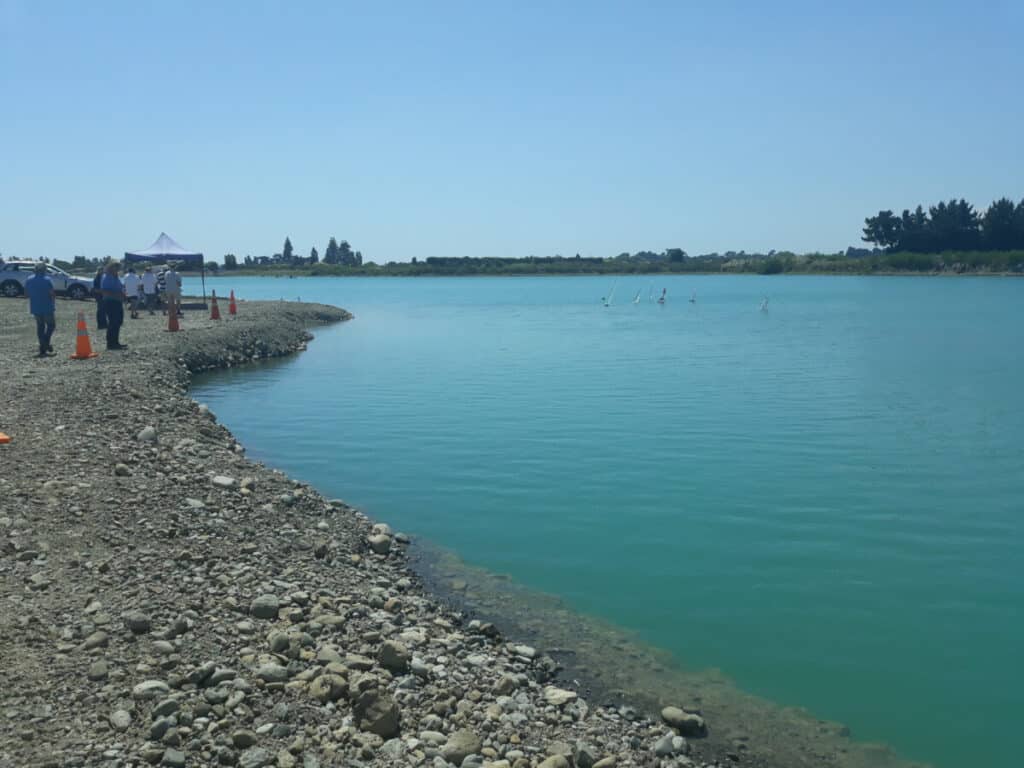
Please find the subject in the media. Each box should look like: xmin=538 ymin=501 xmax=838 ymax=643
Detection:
xmin=1 ymin=297 xmax=925 ymax=768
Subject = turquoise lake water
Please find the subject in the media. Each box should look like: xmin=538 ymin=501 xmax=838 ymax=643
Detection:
xmin=190 ymin=275 xmax=1023 ymax=768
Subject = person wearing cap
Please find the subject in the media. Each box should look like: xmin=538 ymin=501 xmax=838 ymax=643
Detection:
xmin=25 ymin=263 xmax=57 ymax=357
xmin=100 ymin=262 xmax=127 ymax=350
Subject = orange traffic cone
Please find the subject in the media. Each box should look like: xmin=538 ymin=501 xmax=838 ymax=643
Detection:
xmin=228 ymin=290 xmax=237 ymax=316
xmin=167 ymin=298 xmax=180 ymax=332
xmin=0 ymin=432 xmax=11 ymax=444
xmin=70 ymin=312 xmax=98 ymax=359
xmin=210 ymin=291 xmax=221 ymax=320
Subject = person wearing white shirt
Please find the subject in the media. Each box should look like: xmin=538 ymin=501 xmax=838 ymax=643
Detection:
xmin=141 ymin=266 xmax=158 ymax=315
xmin=123 ymin=268 xmax=142 ymax=318
xmin=163 ymin=264 xmax=183 ymax=316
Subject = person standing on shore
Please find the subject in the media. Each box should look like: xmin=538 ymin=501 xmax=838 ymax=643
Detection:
xmin=123 ymin=267 xmax=141 ymax=319
xmin=141 ymin=265 xmax=158 ymax=315
xmin=25 ymin=263 xmax=57 ymax=358
xmin=163 ymin=263 xmax=182 ymax=316
xmin=92 ymin=266 xmax=107 ymax=329
xmin=100 ymin=263 xmax=127 ymax=350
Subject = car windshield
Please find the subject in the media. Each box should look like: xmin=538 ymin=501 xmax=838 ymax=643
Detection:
xmin=46 ymin=265 xmax=70 ymax=277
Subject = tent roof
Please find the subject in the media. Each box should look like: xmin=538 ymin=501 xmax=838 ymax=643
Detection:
xmin=125 ymin=232 xmax=203 ymax=263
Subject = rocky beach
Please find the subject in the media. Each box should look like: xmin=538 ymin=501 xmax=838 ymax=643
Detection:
xmin=0 ymin=298 xmax=718 ymax=768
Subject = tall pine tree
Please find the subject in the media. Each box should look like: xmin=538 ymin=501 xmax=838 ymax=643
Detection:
xmin=339 ymin=240 xmax=354 ymax=266
xmin=309 ymin=246 xmax=319 ymax=264
xmin=325 ymin=237 xmax=339 ymax=264
xmin=283 ymin=237 xmax=294 ymax=262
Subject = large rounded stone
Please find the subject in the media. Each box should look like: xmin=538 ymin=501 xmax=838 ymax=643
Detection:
xmin=255 ymin=663 xmax=288 ymax=684
xmin=354 ymin=689 xmax=400 ymax=737
xmin=125 ymin=611 xmax=152 ymax=634
xmin=239 ymin=747 xmax=273 ymax=768
xmin=232 ymin=729 xmax=258 ymax=748
xmin=661 ymin=706 xmax=706 ymax=737
xmin=309 ymin=673 xmax=347 ymax=703
xmin=132 ymin=680 xmax=170 ymax=700
xmin=152 ymin=698 xmax=180 ymax=718
xmin=250 ymin=594 xmax=280 ymax=619
xmin=87 ymin=660 xmax=109 ymax=681
xmin=441 ymin=729 xmax=482 ymax=765
xmin=575 ymin=741 xmax=599 ymax=768
xmin=82 ymin=631 xmax=109 ymax=649
xmin=543 ymin=686 xmax=577 ymax=706
xmin=266 ymin=630 xmax=290 ymax=653
xmin=493 ymin=674 xmax=519 ymax=695
xmin=378 ymin=640 xmax=410 ymax=672
xmin=109 ymin=710 xmax=132 ymax=731
xmin=367 ymin=534 xmax=391 ymax=554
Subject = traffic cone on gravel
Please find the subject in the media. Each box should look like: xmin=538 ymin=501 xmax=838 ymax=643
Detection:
xmin=229 ymin=290 xmax=237 ymax=315
xmin=210 ymin=291 xmax=221 ymax=320
xmin=70 ymin=312 xmax=98 ymax=359
xmin=167 ymin=298 xmax=180 ymax=332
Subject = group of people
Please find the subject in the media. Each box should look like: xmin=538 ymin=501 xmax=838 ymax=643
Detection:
xmin=92 ymin=263 xmax=182 ymax=348
xmin=24 ymin=261 xmax=183 ymax=357
xmin=95 ymin=263 xmax=181 ymax=323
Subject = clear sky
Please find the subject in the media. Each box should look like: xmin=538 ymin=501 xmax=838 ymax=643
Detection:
xmin=2 ymin=1 xmax=1021 ymax=263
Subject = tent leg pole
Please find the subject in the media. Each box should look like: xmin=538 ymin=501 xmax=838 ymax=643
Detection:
xmin=202 ymin=267 xmax=207 ymax=305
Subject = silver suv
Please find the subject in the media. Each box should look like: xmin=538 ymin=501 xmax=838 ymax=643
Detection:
xmin=0 ymin=261 xmax=94 ymax=300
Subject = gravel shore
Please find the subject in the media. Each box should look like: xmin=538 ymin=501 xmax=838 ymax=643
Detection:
xmin=0 ymin=298 xmax=718 ymax=768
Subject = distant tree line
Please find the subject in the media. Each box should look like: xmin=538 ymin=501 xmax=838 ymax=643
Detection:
xmin=223 ymin=236 xmax=363 ymax=271
xmin=10 ymin=206 xmax=1024 ymax=279
xmin=862 ymin=198 xmax=1024 ymax=252
xmin=304 ymin=250 xmax=818 ymax=276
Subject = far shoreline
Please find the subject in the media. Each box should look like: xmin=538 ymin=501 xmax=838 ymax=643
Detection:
xmin=205 ymin=269 xmax=1024 ymax=279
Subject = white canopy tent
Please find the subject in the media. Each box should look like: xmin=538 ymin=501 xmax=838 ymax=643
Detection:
xmin=124 ymin=232 xmax=207 ymax=304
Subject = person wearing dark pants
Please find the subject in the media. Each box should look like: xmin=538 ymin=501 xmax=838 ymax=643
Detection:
xmin=100 ymin=263 xmax=127 ymax=350
xmin=93 ymin=268 xmax=107 ymax=329
xmin=142 ymin=265 xmax=158 ymax=315
xmin=25 ymin=263 xmax=57 ymax=357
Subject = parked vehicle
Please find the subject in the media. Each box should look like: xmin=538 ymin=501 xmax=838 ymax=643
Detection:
xmin=0 ymin=261 xmax=94 ymax=299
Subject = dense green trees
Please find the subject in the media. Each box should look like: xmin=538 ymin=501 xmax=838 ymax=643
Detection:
xmin=188 ymin=207 xmax=1024 ymax=275
xmin=230 ymin=236 xmax=361 ymax=268
xmin=319 ymin=238 xmax=361 ymax=266
xmin=863 ymin=198 xmax=1024 ymax=252
xmin=982 ymin=198 xmax=1020 ymax=250
xmin=323 ymin=237 xmax=339 ymax=264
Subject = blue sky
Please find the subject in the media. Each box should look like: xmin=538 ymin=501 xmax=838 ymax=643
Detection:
xmin=2 ymin=1 xmax=1021 ymax=263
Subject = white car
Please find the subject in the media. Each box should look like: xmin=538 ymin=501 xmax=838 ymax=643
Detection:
xmin=0 ymin=261 xmax=94 ymax=300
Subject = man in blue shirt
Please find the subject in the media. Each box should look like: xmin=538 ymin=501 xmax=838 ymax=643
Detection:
xmin=25 ymin=263 xmax=57 ymax=357
xmin=92 ymin=266 xmax=107 ymax=329
xmin=100 ymin=263 xmax=127 ymax=350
